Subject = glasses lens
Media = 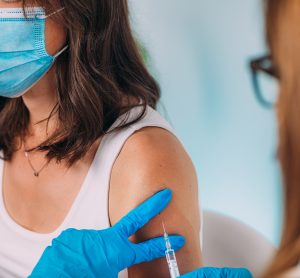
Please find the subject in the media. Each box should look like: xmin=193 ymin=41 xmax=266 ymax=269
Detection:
xmin=256 ymin=70 xmax=279 ymax=107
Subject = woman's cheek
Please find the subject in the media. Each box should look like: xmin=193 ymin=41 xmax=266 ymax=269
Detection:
xmin=45 ymin=18 xmax=67 ymax=56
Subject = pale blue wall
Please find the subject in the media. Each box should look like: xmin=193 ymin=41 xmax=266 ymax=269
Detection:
xmin=129 ymin=0 xmax=282 ymax=245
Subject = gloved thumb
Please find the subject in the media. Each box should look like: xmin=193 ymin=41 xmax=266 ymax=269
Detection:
xmin=127 ymin=235 xmax=185 ymax=266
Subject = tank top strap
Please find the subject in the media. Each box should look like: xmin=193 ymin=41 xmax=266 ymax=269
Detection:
xmin=99 ymin=105 xmax=176 ymax=170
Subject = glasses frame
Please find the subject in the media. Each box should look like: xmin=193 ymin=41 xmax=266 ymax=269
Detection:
xmin=250 ymin=55 xmax=279 ymax=109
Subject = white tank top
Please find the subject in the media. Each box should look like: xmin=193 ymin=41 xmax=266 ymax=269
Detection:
xmin=0 ymin=105 xmax=201 ymax=278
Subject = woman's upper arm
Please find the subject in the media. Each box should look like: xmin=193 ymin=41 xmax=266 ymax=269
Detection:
xmin=109 ymin=126 xmax=203 ymax=278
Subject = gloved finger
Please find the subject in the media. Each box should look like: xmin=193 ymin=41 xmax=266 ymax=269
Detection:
xmin=113 ymin=188 xmax=172 ymax=237
xmin=129 ymin=235 xmax=185 ymax=266
xmin=179 ymin=267 xmax=253 ymax=278
xmin=180 ymin=267 xmax=220 ymax=277
xmin=221 ymin=267 xmax=253 ymax=278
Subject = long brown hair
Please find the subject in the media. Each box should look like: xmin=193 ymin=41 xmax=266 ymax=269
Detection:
xmin=264 ymin=0 xmax=300 ymax=276
xmin=0 ymin=0 xmax=160 ymax=167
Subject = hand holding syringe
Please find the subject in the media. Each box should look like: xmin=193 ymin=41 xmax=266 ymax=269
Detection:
xmin=140 ymin=192 xmax=250 ymax=278
xmin=159 ymin=216 xmax=253 ymax=278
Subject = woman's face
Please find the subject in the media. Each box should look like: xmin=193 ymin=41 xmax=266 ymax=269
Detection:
xmin=0 ymin=1 xmax=67 ymax=57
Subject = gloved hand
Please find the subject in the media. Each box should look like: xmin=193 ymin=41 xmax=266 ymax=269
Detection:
xmin=180 ymin=267 xmax=253 ymax=278
xmin=28 ymin=188 xmax=185 ymax=278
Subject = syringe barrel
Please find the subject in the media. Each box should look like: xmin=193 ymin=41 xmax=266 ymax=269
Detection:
xmin=165 ymin=249 xmax=180 ymax=278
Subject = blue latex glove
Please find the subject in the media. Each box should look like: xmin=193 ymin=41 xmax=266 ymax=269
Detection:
xmin=180 ymin=267 xmax=253 ymax=278
xmin=28 ymin=188 xmax=185 ymax=278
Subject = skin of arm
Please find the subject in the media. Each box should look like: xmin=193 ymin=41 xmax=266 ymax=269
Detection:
xmin=109 ymin=126 xmax=203 ymax=277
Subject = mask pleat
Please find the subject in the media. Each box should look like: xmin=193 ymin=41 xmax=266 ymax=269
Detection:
xmin=0 ymin=7 xmax=68 ymax=98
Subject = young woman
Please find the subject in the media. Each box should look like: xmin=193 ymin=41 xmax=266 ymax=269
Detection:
xmin=253 ymin=0 xmax=300 ymax=277
xmin=0 ymin=0 xmax=202 ymax=277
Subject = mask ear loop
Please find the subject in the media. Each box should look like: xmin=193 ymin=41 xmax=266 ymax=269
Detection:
xmin=36 ymin=6 xmax=65 ymax=19
xmin=53 ymin=45 xmax=69 ymax=59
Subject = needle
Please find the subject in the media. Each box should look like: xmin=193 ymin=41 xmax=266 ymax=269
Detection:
xmin=158 ymin=212 xmax=167 ymax=234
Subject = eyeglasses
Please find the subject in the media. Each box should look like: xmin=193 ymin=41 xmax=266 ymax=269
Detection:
xmin=249 ymin=55 xmax=279 ymax=108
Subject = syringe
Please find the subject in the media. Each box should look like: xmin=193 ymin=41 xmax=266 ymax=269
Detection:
xmin=162 ymin=220 xmax=180 ymax=278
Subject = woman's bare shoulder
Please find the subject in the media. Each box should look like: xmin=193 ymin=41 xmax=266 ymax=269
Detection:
xmin=109 ymin=126 xmax=199 ymax=217
xmin=109 ymin=126 xmax=203 ymax=277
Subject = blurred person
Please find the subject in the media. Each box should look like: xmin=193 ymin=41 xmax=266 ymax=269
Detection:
xmin=251 ymin=0 xmax=300 ymax=277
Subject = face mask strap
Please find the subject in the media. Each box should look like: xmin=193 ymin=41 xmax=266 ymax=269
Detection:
xmin=53 ymin=45 xmax=69 ymax=59
xmin=37 ymin=6 xmax=65 ymax=19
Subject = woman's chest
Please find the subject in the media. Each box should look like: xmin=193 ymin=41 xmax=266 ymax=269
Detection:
xmin=1 ymin=146 xmax=98 ymax=234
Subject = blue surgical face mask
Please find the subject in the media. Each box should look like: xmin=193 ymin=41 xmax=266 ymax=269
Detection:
xmin=0 ymin=6 xmax=68 ymax=98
